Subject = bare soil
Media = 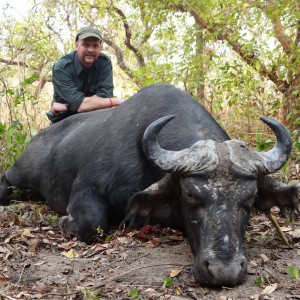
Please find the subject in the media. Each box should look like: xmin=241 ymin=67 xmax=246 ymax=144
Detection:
xmin=0 ymin=201 xmax=300 ymax=300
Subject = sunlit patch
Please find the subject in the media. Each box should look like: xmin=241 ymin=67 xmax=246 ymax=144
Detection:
xmin=68 ymin=214 xmax=74 ymax=222
xmin=224 ymin=235 xmax=229 ymax=243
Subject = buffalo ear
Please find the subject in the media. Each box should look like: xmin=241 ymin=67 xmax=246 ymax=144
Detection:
xmin=255 ymin=175 xmax=299 ymax=217
xmin=124 ymin=174 xmax=179 ymax=229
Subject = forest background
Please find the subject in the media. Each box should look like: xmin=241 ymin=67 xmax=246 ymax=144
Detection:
xmin=0 ymin=0 xmax=299 ymax=172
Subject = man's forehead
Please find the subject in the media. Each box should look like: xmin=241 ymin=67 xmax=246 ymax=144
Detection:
xmin=78 ymin=37 xmax=101 ymax=43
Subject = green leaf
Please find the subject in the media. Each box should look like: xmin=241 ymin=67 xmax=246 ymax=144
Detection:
xmin=254 ymin=276 xmax=263 ymax=287
xmin=21 ymin=74 xmax=40 ymax=86
xmin=129 ymin=289 xmax=139 ymax=298
xmin=245 ymin=231 xmax=251 ymax=241
xmin=163 ymin=277 xmax=173 ymax=287
xmin=254 ymin=60 xmax=260 ymax=71
xmin=286 ymin=266 xmax=299 ymax=279
xmin=293 ymin=117 xmax=300 ymax=125
xmin=6 ymin=89 xmax=15 ymax=95
xmin=81 ymin=288 xmax=101 ymax=300
xmin=96 ymin=226 xmax=104 ymax=237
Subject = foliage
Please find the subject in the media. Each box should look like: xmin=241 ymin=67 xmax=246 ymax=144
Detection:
xmin=129 ymin=289 xmax=143 ymax=299
xmin=0 ymin=74 xmax=41 ymax=172
xmin=0 ymin=0 xmax=299 ymax=167
xmin=163 ymin=277 xmax=173 ymax=288
xmin=286 ymin=265 xmax=299 ymax=280
xmin=0 ymin=120 xmax=30 ymax=171
xmin=96 ymin=226 xmax=105 ymax=237
xmin=81 ymin=289 xmax=102 ymax=300
xmin=254 ymin=275 xmax=268 ymax=287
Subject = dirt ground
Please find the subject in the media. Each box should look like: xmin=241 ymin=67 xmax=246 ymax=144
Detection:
xmin=0 ymin=200 xmax=300 ymax=300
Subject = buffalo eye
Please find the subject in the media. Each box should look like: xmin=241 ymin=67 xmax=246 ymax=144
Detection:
xmin=183 ymin=189 xmax=203 ymax=206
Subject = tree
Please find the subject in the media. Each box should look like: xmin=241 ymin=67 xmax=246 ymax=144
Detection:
xmin=168 ymin=0 xmax=299 ymax=131
xmin=0 ymin=0 xmax=299 ymax=148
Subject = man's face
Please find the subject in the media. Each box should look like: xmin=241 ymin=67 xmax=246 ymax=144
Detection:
xmin=76 ymin=37 xmax=102 ymax=68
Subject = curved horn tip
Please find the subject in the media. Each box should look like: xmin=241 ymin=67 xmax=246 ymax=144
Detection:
xmin=142 ymin=115 xmax=176 ymax=164
xmin=143 ymin=115 xmax=176 ymax=138
xmin=260 ymin=116 xmax=278 ymax=126
xmin=257 ymin=116 xmax=292 ymax=173
xmin=155 ymin=115 xmax=176 ymax=125
xmin=259 ymin=116 xmax=291 ymax=141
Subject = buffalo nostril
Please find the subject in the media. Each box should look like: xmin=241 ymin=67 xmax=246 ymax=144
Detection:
xmin=206 ymin=260 xmax=209 ymax=268
xmin=204 ymin=257 xmax=247 ymax=286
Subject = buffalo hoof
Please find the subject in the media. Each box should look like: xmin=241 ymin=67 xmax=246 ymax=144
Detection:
xmin=58 ymin=214 xmax=99 ymax=244
xmin=58 ymin=214 xmax=75 ymax=235
xmin=0 ymin=175 xmax=12 ymax=205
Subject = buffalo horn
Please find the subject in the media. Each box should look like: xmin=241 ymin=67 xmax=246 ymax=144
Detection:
xmin=142 ymin=115 xmax=176 ymax=171
xmin=255 ymin=116 xmax=292 ymax=173
xmin=143 ymin=115 xmax=218 ymax=174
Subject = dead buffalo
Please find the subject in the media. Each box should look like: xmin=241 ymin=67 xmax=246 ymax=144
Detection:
xmin=0 ymin=84 xmax=299 ymax=286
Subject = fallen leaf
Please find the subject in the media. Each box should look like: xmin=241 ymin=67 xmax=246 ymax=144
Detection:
xmin=144 ymin=241 xmax=155 ymax=248
xmin=14 ymin=214 xmax=21 ymax=226
xmin=261 ymin=254 xmax=270 ymax=263
xmin=28 ymin=238 xmax=41 ymax=252
xmin=261 ymin=283 xmax=277 ymax=295
xmin=290 ymin=229 xmax=300 ymax=239
xmin=82 ymin=243 xmax=109 ymax=257
xmin=170 ymin=268 xmax=182 ymax=278
xmin=120 ymin=252 xmax=128 ymax=260
xmin=281 ymin=226 xmax=292 ymax=232
xmin=34 ymin=261 xmax=46 ymax=266
xmin=249 ymin=260 xmax=258 ymax=267
xmin=117 ymin=237 xmax=130 ymax=244
xmin=0 ymin=276 xmax=10 ymax=285
xmin=0 ymin=246 xmax=12 ymax=254
xmin=22 ymin=228 xmax=35 ymax=239
xmin=58 ymin=241 xmax=78 ymax=250
xmin=61 ymin=249 xmax=79 ymax=259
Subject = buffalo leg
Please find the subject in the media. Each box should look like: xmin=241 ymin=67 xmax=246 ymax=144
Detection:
xmin=59 ymin=192 xmax=110 ymax=244
xmin=0 ymin=173 xmax=13 ymax=205
xmin=255 ymin=175 xmax=299 ymax=215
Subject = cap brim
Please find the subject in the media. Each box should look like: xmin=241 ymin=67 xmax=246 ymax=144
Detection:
xmin=78 ymin=32 xmax=102 ymax=40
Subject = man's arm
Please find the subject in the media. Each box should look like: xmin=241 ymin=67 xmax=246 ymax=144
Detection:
xmin=52 ymin=66 xmax=86 ymax=112
xmin=52 ymin=95 xmax=125 ymax=114
xmin=76 ymin=57 xmax=125 ymax=112
xmin=77 ymin=95 xmax=125 ymax=112
xmin=52 ymin=56 xmax=125 ymax=114
xmin=51 ymin=102 xmax=68 ymax=115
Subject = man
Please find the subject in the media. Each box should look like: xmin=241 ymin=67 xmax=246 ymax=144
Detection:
xmin=47 ymin=26 xmax=124 ymax=123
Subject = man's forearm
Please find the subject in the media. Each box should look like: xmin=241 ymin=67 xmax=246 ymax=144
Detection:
xmin=77 ymin=95 xmax=124 ymax=112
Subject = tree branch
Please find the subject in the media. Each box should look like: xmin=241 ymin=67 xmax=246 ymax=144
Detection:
xmin=103 ymin=38 xmax=138 ymax=84
xmin=0 ymin=58 xmax=29 ymax=67
xmin=136 ymin=0 xmax=154 ymax=49
xmin=257 ymin=0 xmax=293 ymax=54
xmin=113 ymin=6 xmax=145 ymax=67
xmin=175 ymin=4 xmax=289 ymax=93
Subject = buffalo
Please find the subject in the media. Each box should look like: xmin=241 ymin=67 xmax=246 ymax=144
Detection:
xmin=0 ymin=84 xmax=299 ymax=286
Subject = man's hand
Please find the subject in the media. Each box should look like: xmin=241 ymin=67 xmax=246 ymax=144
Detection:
xmin=51 ymin=102 xmax=68 ymax=115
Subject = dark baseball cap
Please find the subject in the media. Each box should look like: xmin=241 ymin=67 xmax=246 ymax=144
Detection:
xmin=75 ymin=27 xmax=103 ymax=42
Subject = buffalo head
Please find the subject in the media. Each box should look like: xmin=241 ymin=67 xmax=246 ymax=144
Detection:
xmin=127 ymin=115 xmax=292 ymax=286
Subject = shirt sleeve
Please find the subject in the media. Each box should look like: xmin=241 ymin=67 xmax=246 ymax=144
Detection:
xmin=95 ymin=59 xmax=114 ymax=98
xmin=52 ymin=65 xmax=85 ymax=112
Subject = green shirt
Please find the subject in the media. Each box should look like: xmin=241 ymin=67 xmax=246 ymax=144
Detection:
xmin=47 ymin=51 xmax=114 ymax=123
